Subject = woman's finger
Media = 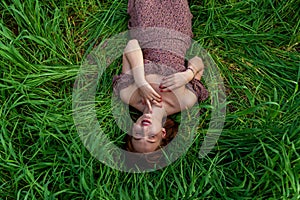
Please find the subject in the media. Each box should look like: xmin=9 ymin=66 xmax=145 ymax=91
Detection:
xmin=160 ymin=83 xmax=173 ymax=90
xmin=152 ymin=100 xmax=162 ymax=108
xmin=147 ymin=93 xmax=160 ymax=102
xmin=161 ymin=77 xmax=174 ymax=83
xmin=151 ymin=90 xmax=161 ymax=99
xmin=160 ymin=87 xmax=172 ymax=92
xmin=167 ymin=84 xmax=178 ymax=91
xmin=151 ymin=95 xmax=162 ymax=103
xmin=162 ymin=75 xmax=174 ymax=81
xmin=160 ymin=80 xmax=173 ymax=88
xmin=148 ymin=95 xmax=161 ymax=104
xmin=145 ymin=85 xmax=161 ymax=99
xmin=145 ymin=99 xmax=152 ymax=113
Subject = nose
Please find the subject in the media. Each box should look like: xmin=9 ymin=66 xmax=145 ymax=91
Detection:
xmin=141 ymin=126 xmax=149 ymax=134
xmin=135 ymin=126 xmax=150 ymax=138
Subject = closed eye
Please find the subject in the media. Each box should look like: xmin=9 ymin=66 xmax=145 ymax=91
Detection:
xmin=147 ymin=134 xmax=158 ymax=143
xmin=149 ymin=135 xmax=156 ymax=139
xmin=133 ymin=137 xmax=141 ymax=140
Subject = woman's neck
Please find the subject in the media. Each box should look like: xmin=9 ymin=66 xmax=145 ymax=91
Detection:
xmin=143 ymin=105 xmax=167 ymax=121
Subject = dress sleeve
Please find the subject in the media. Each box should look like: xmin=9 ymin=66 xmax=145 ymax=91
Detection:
xmin=112 ymin=73 xmax=135 ymax=98
xmin=187 ymin=79 xmax=209 ymax=102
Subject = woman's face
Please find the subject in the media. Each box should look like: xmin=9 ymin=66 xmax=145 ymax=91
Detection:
xmin=131 ymin=113 xmax=166 ymax=153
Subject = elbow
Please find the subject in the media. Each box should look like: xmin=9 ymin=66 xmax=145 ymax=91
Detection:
xmin=124 ymin=39 xmax=141 ymax=54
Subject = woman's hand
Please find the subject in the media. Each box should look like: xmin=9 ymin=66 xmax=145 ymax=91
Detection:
xmin=160 ymin=57 xmax=205 ymax=92
xmin=136 ymin=81 xmax=162 ymax=112
xmin=159 ymin=70 xmax=194 ymax=92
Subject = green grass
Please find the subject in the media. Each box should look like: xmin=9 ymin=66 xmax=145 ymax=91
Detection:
xmin=0 ymin=0 xmax=299 ymax=199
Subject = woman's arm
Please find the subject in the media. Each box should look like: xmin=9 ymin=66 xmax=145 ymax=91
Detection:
xmin=159 ymin=56 xmax=204 ymax=92
xmin=123 ymin=39 xmax=162 ymax=110
xmin=123 ymin=39 xmax=146 ymax=87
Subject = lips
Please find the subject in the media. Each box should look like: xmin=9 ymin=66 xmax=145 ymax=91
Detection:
xmin=142 ymin=119 xmax=151 ymax=126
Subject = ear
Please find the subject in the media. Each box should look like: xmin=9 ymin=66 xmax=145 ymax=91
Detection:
xmin=162 ymin=128 xmax=166 ymax=138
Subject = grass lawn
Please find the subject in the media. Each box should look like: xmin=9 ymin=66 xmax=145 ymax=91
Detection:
xmin=0 ymin=0 xmax=299 ymax=199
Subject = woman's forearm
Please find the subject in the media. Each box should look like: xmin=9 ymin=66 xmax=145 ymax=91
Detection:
xmin=123 ymin=39 xmax=146 ymax=86
xmin=187 ymin=56 xmax=204 ymax=74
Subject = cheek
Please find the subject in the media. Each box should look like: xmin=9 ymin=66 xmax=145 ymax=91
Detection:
xmin=132 ymin=124 xmax=140 ymax=133
xmin=150 ymin=124 xmax=162 ymax=134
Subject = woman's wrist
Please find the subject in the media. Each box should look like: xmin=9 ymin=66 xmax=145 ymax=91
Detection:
xmin=188 ymin=56 xmax=204 ymax=73
xmin=187 ymin=67 xmax=196 ymax=77
xmin=184 ymin=68 xmax=195 ymax=82
xmin=135 ymin=77 xmax=148 ymax=87
xmin=131 ymin=65 xmax=146 ymax=87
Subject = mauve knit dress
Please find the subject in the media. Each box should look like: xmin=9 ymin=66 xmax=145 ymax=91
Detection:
xmin=113 ymin=0 xmax=208 ymax=102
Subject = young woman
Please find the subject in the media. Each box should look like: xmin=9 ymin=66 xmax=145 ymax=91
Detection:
xmin=113 ymin=0 xmax=208 ymax=153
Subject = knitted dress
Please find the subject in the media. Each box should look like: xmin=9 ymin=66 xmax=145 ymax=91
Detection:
xmin=113 ymin=0 xmax=208 ymax=101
